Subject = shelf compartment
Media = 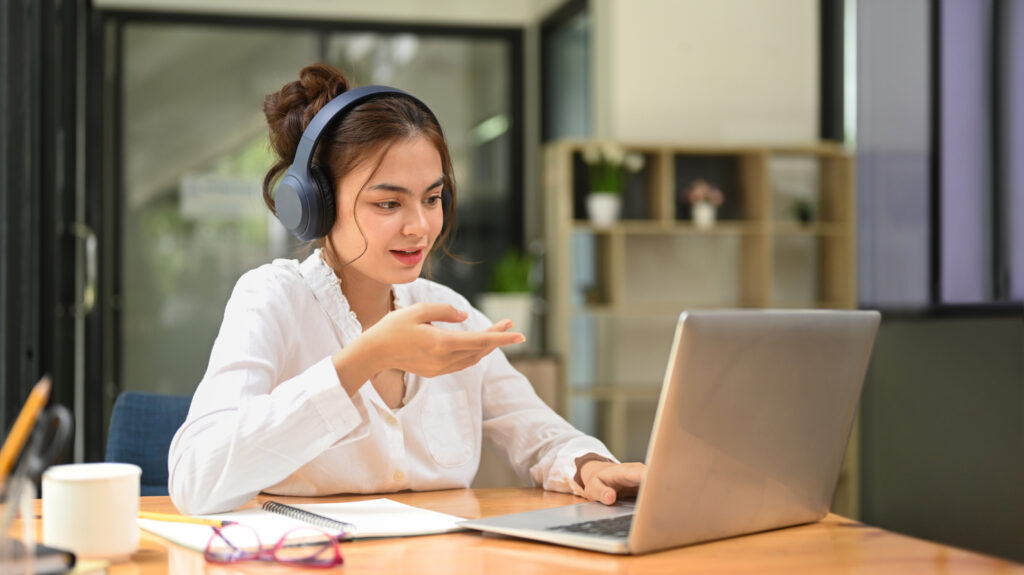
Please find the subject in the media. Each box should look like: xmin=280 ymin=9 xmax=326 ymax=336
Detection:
xmin=772 ymin=235 xmax=820 ymax=305
xmin=769 ymin=153 xmax=854 ymax=228
xmin=770 ymin=234 xmax=855 ymax=308
xmin=567 ymin=314 xmax=679 ymax=390
xmin=569 ymin=230 xmax=623 ymax=307
xmin=673 ymin=152 xmax=768 ymax=223
xmin=570 ymin=146 xmax=668 ymax=221
xmin=622 ymin=234 xmax=768 ymax=308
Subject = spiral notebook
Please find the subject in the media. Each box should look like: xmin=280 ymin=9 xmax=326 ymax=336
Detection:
xmin=139 ymin=498 xmax=467 ymax=552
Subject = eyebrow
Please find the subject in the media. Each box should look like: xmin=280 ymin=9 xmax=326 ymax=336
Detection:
xmin=368 ymin=176 xmax=445 ymax=195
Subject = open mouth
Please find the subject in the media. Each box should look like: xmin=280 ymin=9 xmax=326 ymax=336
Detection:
xmin=390 ymin=248 xmax=425 ymax=266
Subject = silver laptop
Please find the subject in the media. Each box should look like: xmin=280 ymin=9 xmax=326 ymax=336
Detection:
xmin=460 ymin=309 xmax=881 ymax=554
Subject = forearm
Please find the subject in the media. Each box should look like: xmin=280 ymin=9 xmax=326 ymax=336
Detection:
xmin=168 ymin=358 xmax=364 ymax=514
xmin=331 ymin=333 xmax=383 ymax=397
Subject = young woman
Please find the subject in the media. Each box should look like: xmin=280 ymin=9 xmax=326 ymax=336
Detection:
xmin=168 ymin=63 xmax=644 ymax=515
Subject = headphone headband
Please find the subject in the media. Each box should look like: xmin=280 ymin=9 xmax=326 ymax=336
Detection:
xmin=291 ymin=85 xmax=414 ymax=181
xmin=275 ymin=85 xmax=443 ymax=241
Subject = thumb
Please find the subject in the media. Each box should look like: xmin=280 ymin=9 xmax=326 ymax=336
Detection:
xmin=411 ymin=302 xmax=469 ymax=324
xmin=586 ymin=474 xmax=618 ymax=506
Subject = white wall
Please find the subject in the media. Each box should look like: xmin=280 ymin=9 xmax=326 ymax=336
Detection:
xmin=93 ymin=0 xmax=551 ymax=25
xmin=592 ymin=0 xmax=819 ymax=143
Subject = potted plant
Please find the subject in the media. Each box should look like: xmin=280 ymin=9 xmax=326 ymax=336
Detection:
xmin=685 ymin=179 xmax=725 ymax=229
xmin=581 ymin=142 xmax=645 ymax=227
xmin=791 ymin=198 xmax=814 ymax=225
xmin=476 ymin=247 xmax=535 ymax=355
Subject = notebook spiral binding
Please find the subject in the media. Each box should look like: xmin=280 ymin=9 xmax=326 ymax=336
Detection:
xmin=261 ymin=501 xmax=356 ymax=536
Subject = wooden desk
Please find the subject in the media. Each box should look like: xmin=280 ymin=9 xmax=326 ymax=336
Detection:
xmin=27 ymin=488 xmax=1024 ymax=574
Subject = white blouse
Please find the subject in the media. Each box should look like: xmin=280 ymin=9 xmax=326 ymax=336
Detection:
xmin=168 ymin=250 xmax=616 ymax=515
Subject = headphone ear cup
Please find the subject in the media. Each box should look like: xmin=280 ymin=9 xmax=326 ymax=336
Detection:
xmin=309 ymin=164 xmax=337 ymax=238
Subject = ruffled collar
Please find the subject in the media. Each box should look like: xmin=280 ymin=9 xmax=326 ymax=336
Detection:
xmin=298 ymin=249 xmax=410 ymax=347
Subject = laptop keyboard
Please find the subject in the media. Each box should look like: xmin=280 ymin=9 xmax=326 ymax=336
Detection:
xmin=546 ymin=514 xmax=634 ymax=538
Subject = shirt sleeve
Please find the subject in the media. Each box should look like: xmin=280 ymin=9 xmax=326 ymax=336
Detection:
xmin=167 ymin=270 xmax=366 ymax=515
xmin=470 ymin=308 xmax=618 ymax=496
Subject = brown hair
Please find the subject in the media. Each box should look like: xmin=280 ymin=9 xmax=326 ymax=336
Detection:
xmin=262 ymin=63 xmax=457 ymax=265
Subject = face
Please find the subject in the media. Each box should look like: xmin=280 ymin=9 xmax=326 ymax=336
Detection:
xmin=326 ymin=135 xmax=445 ymax=289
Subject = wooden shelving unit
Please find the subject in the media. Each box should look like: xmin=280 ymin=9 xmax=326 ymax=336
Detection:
xmin=542 ymin=139 xmax=860 ymax=516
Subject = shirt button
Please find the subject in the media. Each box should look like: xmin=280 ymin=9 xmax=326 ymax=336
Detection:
xmin=387 ymin=415 xmax=398 ymax=426
xmin=394 ymin=470 xmax=405 ymax=482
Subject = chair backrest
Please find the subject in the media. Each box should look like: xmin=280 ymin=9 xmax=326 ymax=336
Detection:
xmin=105 ymin=391 xmax=191 ymax=496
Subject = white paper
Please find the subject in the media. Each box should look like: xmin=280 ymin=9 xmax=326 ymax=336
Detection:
xmin=140 ymin=498 xmax=467 ymax=552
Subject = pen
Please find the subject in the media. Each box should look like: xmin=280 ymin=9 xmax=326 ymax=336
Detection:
xmin=0 ymin=377 xmax=52 ymax=480
xmin=138 ymin=511 xmax=237 ymax=528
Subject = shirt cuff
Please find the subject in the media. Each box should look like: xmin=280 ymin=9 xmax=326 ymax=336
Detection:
xmin=304 ymin=356 xmax=363 ymax=438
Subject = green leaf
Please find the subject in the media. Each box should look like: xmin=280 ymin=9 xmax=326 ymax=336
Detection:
xmin=489 ymin=248 xmax=534 ymax=293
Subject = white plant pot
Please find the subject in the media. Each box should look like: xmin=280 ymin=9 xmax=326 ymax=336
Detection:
xmin=586 ymin=193 xmax=622 ymax=228
xmin=476 ymin=292 xmax=533 ymax=355
xmin=693 ymin=201 xmax=717 ymax=229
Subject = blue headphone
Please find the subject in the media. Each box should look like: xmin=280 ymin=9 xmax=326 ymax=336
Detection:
xmin=274 ymin=85 xmax=449 ymax=242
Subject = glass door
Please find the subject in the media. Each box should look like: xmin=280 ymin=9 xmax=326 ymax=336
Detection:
xmin=95 ymin=14 xmax=523 ymax=458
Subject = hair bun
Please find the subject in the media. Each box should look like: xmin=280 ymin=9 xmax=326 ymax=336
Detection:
xmin=263 ymin=63 xmax=351 ymax=166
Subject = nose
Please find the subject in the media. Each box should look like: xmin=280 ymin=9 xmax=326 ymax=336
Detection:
xmin=402 ymin=203 xmax=429 ymax=237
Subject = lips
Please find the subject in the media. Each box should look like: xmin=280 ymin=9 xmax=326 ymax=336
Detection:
xmin=390 ymin=247 xmax=425 ymax=266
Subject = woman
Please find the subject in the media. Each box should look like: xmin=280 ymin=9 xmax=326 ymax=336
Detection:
xmin=168 ymin=63 xmax=644 ymax=515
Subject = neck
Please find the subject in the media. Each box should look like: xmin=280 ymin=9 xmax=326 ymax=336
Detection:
xmin=333 ymin=267 xmax=392 ymax=330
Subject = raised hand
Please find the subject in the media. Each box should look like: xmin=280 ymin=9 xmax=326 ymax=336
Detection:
xmin=332 ymin=303 xmax=524 ymax=394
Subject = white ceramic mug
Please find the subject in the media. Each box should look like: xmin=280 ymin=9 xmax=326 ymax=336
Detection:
xmin=42 ymin=462 xmax=142 ymax=560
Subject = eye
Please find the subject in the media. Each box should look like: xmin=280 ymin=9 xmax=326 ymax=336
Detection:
xmin=375 ymin=200 xmax=400 ymax=210
xmin=424 ymin=194 xmax=443 ymax=207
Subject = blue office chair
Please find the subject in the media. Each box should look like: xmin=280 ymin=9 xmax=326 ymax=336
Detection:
xmin=105 ymin=391 xmax=192 ymax=496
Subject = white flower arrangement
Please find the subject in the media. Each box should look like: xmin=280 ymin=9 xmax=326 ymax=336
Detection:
xmin=581 ymin=142 xmax=645 ymax=195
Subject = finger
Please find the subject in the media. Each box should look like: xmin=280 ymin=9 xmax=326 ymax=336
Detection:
xmin=446 ymin=330 xmax=525 ymax=351
xmin=485 ymin=319 xmax=514 ymax=332
xmin=585 ymin=474 xmax=618 ymax=506
xmin=597 ymin=465 xmax=645 ymax=499
xmin=410 ymin=302 xmax=469 ymax=324
xmin=445 ymin=348 xmax=502 ymax=373
xmin=602 ymin=466 xmax=644 ymax=489
xmin=447 ymin=337 xmax=529 ymax=372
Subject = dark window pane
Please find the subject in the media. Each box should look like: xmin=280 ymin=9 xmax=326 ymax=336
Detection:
xmin=856 ymin=0 xmax=932 ymax=307
xmin=1005 ymin=0 xmax=1024 ymax=300
xmin=940 ymin=0 xmax=993 ymax=304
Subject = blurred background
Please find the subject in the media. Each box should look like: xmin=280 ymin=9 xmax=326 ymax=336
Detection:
xmin=1 ymin=0 xmax=1021 ymax=563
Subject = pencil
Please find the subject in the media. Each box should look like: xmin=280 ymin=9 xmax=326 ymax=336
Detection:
xmin=0 ymin=377 xmax=52 ymax=480
xmin=138 ymin=511 xmax=236 ymax=528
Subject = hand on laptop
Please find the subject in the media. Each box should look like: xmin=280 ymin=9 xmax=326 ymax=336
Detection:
xmin=579 ymin=460 xmax=646 ymax=505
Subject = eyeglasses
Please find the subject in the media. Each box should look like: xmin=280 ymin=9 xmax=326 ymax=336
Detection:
xmin=205 ymin=524 xmax=345 ymax=568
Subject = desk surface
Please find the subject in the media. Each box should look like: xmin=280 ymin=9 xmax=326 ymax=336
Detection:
xmin=28 ymin=488 xmax=1024 ymax=574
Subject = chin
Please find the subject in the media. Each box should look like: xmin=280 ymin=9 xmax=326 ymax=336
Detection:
xmin=390 ymin=268 xmax=425 ymax=285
